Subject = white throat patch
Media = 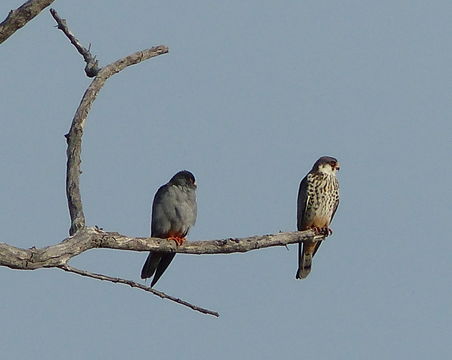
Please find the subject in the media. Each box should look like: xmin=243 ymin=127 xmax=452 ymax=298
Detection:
xmin=318 ymin=164 xmax=337 ymax=176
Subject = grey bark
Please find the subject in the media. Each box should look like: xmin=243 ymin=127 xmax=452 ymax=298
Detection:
xmin=0 ymin=0 xmax=55 ymax=44
xmin=65 ymin=45 xmax=169 ymax=235
xmin=0 ymin=227 xmax=323 ymax=270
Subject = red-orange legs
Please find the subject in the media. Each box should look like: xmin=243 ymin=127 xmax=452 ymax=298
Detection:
xmin=168 ymin=236 xmax=186 ymax=246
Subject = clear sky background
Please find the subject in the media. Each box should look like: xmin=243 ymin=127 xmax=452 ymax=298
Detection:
xmin=1 ymin=1 xmax=451 ymax=359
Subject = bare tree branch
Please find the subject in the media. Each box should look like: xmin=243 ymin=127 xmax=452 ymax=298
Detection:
xmin=0 ymin=0 xmax=55 ymax=44
xmin=50 ymin=8 xmax=99 ymax=77
xmin=64 ymin=45 xmax=168 ymax=235
xmin=0 ymin=227 xmax=324 ymax=270
xmin=58 ymin=264 xmax=219 ymax=317
xmin=0 ymin=228 xmax=323 ymax=316
xmin=45 ymin=8 xmax=168 ymax=235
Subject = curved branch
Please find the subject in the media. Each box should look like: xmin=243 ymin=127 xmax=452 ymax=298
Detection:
xmin=66 ymin=45 xmax=169 ymax=235
xmin=0 ymin=0 xmax=55 ymax=44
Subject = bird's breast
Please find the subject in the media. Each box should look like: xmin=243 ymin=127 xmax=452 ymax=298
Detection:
xmin=305 ymin=173 xmax=339 ymax=223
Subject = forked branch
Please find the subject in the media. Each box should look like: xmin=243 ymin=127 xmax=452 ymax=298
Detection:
xmin=52 ymin=8 xmax=168 ymax=236
xmin=64 ymin=44 xmax=168 ymax=235
xmin=0 ymin=227 xmax=324 ymax=316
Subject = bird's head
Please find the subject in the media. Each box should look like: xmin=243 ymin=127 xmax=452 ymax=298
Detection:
xmin=313 ymin=156 xmax=340 ymax=175
xmin=170 ymin=170 xmax=197 ymax=188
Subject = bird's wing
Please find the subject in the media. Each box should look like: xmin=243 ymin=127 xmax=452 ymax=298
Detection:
xmin=297 ymin=175 xmax=309 ymax=230
xmin=150 ymin=183 xmax=174 ymax=237
xmin=331 ymin=197 xmax=339 ymax=223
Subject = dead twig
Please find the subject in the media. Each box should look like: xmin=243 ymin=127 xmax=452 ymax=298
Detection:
xmin=50 ymin=8 xmax=100 ymax=77
xmin=59 ymin=263 xmax=219 ymax=317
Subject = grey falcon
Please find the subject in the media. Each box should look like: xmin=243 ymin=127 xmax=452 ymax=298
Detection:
xmin=141 ymin=170 xmax=197 ymax=287
xmin=296 ymin=156 xmax=340 ymax=279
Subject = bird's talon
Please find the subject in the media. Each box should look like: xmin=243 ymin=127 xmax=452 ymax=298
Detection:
xmin=311 ymin=227 xmax=332 ymax=236
xmin=311 ymin=227 xmax=320 ymax=235
xmin=168 ymin=236 xmax=186 ymax=246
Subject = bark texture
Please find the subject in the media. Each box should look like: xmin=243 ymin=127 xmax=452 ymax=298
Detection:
xmin=0 ymin=0 xmax=55 ymax=44
xmin=0 ymin=228 xmax=323 ymax=270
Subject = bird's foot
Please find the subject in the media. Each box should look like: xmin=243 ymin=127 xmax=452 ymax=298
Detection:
xmin=312 ymin=227 xmax=332 ymax=236
xmin=168 ymin=236 xmax=186 ymax=246
xmin=311 ymin=227 xmax=322 ymax=235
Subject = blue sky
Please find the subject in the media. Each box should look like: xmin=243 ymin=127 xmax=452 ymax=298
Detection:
xmin=1 ymin=1 xmax=451 ymax=359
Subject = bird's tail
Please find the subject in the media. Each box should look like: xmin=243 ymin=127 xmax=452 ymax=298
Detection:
xmin=296 ymin=241 xmax=317 ymax=279
xmin=141 ymin=252 xmax=176 ymax=287
xmin=141 ymin=252 xmax=161 ymax=280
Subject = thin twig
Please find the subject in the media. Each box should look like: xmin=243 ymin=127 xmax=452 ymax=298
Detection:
xmin=50 ymin=8 xmax=100 ymax=77
xmin=58 ymin=263 xmax=219 ymax=317
xmin=0 ymin=0 xmax=55 ymax=44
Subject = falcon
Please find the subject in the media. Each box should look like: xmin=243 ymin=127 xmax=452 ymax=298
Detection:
xmin=141 ymin=170 xmax=197 ymax=287
xmin=296 ymin=156 xmax=340 ymax=279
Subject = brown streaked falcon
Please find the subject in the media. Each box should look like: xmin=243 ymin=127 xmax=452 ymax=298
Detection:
xmin=296 ymin=156 xmax=340 ymax=279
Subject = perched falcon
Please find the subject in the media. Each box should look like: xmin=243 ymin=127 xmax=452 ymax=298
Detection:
xmin=141 ymin=170 xmax=197 ymax=287
xmin=296 ymin=156 xmax=340 ymax=279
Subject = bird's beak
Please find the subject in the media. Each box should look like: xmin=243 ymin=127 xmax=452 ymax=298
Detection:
xmin=335 ymin=162 xmax=341 ymax=171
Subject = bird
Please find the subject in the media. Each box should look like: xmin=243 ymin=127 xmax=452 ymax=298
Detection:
xmin=141 ymin=170 xmax=197 ymax=287
xmin=296 ymin=156 xmax=340 ymax=279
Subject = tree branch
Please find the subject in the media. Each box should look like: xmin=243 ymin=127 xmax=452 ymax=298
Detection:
xmin=0 ymin=0 xmax=55 ymax=44
xmin=50 ymin=8 xmax=100 ymax=77
xmin=65 ymin=44 xmax=168 ymax=235
xmin=0 ymin=228 xmax=323 ymax=316
xmin=0 ymin=227 xmax=324 ymax=270
xmin=47 ymin=8 xmax=168 ymax=235
xmin=64 ymin=45 xmax=168 ymax=235
xmin=58 ymin=263 xmax=219 ymax=317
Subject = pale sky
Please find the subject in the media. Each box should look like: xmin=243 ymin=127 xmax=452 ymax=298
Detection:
xmin=1 ymin=1 xmax=451 ymax=359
